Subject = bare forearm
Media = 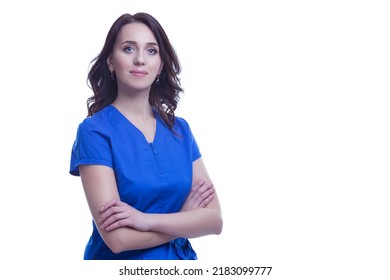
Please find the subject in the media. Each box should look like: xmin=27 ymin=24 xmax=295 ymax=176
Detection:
xmin=102 ymin=227 xmax=176 ymax=253
xmin=147 ymin=208 xmax=223 ymax=238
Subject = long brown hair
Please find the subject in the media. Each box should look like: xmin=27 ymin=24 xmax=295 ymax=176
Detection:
xmin=87 ymin=13 xmax=182 ymax=130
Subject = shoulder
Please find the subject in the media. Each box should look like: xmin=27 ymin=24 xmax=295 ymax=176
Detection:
xmin=172 ymin=115 xmax=200 ymax=142
xmin=173 ymin=115 xmax=194 ymax=134
xmin=77 ymin=106 xmax=113 ymax=134
xmin=174 ymin=115 xmax=190 ymax=128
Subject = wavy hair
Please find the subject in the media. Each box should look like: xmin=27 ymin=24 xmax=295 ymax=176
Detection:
xmin=86 ymin=13 xmax=182 ymax=130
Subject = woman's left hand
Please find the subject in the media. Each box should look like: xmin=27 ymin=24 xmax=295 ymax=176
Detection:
xmin=98 ymin=199 xmax=150 ymax=232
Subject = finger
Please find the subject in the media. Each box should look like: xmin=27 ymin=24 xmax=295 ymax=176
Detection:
xmin=185 ymin=182 xmax=202 ymax=202
xmin=193 ymin=187 xmax=215 ymax=207
xmin=194 ymin=181 xmax=214 ymax=196
xmin=191 ymin=180 xmax=205 ymax=192
xmin=193 ymin=182 xmax=214 ymax=199
xmin=99 ymin=199 xmax=119 ymax=212
xmin=105 ymin=221 xmax=122 ymax=231
xmin=100 ymin=211 xmax=127 ymax=230
xmin=199 ymin=194 xmax=215 ymax=208
xmin=105 ymin=218 xmax=127 ymax=231
xmin=99 ymin=205 xmax=123 ymax=223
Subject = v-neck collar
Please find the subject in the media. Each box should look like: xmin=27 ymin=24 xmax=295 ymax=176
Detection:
xmin=109 ymin=104 xmax=159 ymax=144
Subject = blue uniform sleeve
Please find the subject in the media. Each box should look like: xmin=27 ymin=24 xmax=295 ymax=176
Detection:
xmin=175 ymin=117 xmax=202 ymax=162
xmin=69 ymin=120 xmax=113 ymax=176
xmin=190 ymin=129 xmax=201 ymax=162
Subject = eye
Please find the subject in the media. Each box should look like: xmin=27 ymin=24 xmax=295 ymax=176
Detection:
xmin=124 ymin=46 xmax=135 ymax=53
xmin=147 ymin=48 xmax=158 ymax=55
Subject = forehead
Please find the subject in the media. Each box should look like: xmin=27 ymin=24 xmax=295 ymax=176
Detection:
xmin=116 ymin=22 xmax=157 ymax=45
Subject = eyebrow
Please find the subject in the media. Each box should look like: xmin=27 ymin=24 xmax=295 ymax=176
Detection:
xmin=120 ymin=40 xmax=159 ymax=47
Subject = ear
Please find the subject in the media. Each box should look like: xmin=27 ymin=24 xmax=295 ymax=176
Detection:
xmin=107 ymin=55 xmax=114 ymax=72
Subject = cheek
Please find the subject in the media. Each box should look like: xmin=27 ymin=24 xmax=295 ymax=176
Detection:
xmin=114 ymin=58 xmax=131 ymax=71
xmin=152 ymin=60 xmax=163 ymax=74
xmin=111 ymin=52 xmax=131 ymax=68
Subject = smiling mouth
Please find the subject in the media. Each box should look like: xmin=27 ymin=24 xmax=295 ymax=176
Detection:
xmin=130 ymin=70 xmax=148 ymax=77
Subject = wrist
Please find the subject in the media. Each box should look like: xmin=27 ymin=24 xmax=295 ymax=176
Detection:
xmin=144 ymin=213 xmax=159 ymax=232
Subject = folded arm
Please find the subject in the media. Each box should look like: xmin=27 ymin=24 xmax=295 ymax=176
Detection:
xmin=79 ymin=157 xmax=222 ymax=253
xmin=141 ymin=158 xmax=222 ymax=237
xmin=99 ymin=158 xmax=223 ymax=238
xmin=153 ymin=157 xmax=223 ymax=237
xmin=79 ymin=164 xmax=176 ymax=253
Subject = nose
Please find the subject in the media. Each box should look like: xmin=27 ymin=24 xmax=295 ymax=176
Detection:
xmin=134 ymin=52 xmax=145 ymax=65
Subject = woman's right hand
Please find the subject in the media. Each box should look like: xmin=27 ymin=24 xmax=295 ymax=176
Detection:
xmin=181 ymin=180 xmax=215 ymax=212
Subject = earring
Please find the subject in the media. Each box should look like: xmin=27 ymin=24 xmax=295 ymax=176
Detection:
xmin=155 ymin=74 xmax=160 ymax=84
xmin=110 ymin=70 xmax=115 ymax=80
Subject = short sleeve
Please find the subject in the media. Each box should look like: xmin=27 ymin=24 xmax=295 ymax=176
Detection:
xmin=175 ymin=117 xmax=202 ymax=162
xmin=69 ymin=120 xmax=113 ymax=176
xmin=190 ymin=129 xmax=201 ymax=162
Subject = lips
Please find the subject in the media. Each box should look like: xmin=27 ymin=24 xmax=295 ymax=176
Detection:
xmin=130 ymin=70 xmax=148 ymax=77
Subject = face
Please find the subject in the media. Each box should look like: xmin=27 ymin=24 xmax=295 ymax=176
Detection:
xmin=107 ymin=22 xmax=163 ymax=93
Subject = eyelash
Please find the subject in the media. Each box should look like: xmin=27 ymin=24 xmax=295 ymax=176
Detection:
xmin=147 ymin=48 xmax=158 ymax=54
xmin=123 ymin=47 xmax=158 ymax=54
xmin=124 ymin=46 xmax=135 ymax=53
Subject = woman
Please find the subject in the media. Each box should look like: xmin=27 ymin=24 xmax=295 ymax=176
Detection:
xmin=69 ymin=12 xmax=222 ymax=260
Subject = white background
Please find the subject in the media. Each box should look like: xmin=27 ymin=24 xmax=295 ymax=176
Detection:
xmin=1 ymin=0 xmax=389 ymax=279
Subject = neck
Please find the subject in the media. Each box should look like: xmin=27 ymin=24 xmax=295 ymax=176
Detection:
xmin=113 ymin=89 xmax=154 ymax=123
xmin=112 ymin=92 xmax=156 ymax=143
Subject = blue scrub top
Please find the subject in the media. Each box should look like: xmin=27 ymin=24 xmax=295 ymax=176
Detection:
xmin=70 ymin=105 xmax=201 ymax=260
